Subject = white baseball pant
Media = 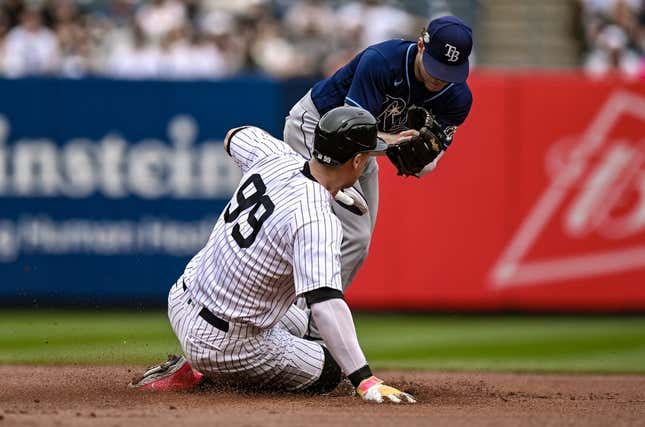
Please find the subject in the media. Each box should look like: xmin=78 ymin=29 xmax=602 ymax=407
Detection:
xmin=168 ymin=277 xmax=330 ymax=391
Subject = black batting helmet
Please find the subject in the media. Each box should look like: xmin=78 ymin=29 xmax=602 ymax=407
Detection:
xmin=313 ymin=106 xmax=388 ymax=166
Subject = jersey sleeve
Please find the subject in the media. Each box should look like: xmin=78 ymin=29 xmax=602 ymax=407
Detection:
xmin=436 ymin=93 xmax=472 ymax=127
xmin=291 ymin=193 xmax=343 ymax=296
xmin=432 ymin=86 xmax=473 ymax=149
xmin=344 ymin=48 xmax=391 ymax=117
xmin=226 ymin=126 xmax=292 ymax=173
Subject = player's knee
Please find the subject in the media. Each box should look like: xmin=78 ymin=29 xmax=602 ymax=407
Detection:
xmin=305 ymin=346 xmax=342 ymax=394
xmin=278 ymin=303 xmax=309 ymax=337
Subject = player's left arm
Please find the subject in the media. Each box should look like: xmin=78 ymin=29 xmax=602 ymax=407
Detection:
xmin=413 ymin=88 xmax=473 ymax=177
xmin=305 ymin=292 xmax=415 ymax=403
xmin=292 ymin=204 xmax=414 ymax=403
xmin=385 ymin=96 xmax=472 ymax=178
xmin=223 ymin=126 xmax=246 ymax=153
xmin=410 ymin=112 xmax=459 ymax=178
xmin=224 ymin=126 xmax=291 ymax=173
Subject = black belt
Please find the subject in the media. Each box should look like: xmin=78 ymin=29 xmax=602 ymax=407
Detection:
xmin=182 ymin=279 xmax=229 ymax=333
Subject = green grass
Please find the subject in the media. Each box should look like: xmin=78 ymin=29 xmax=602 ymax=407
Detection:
xmin=1 ymin=310 xmax=645 ymax=373
xmin=356 ymin=314 xmax=645 ymax=373
xmin=0 ymin=310 xmax=182 ymax=365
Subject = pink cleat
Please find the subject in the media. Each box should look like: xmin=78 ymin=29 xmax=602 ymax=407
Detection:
xmin=129 ymin=355 xmax=203 ymax=391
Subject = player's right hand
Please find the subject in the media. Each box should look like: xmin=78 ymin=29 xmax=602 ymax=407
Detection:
xmin=378 ymin=129 xmax=418 ymax=145
xmin=393 ymin=129 xmax=419 ymax=144
xmin=356 ymin=376 xmax=416 ymax=404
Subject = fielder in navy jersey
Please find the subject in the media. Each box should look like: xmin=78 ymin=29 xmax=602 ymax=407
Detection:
xmin=311 ymin=38 xmax=472 ymax=138
xmin=283 ymin=16 xmax=473 ymax=338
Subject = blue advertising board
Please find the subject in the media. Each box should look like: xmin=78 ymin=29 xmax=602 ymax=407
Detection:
xmin=0 ymin=77 xmax=314 ymax=306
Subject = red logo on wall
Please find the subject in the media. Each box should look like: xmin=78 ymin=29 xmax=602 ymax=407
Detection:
xmin=491 ymin=91 xmax=645 ymax=287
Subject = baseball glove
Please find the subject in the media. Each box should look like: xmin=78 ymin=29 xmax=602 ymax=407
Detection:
xmin=406 ymin=106 xmax=449 ymax=149
xmin=385 ymin=106 xmax=447 ymax=176
xmin=406 ymin=105 xmax=433 ymax=131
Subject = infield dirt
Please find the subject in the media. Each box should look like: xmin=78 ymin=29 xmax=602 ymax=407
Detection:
xmin=1 ymin=366 xmax=644 ymax=426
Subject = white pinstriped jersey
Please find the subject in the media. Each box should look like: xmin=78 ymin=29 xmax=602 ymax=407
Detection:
xmin=183 ymin=126 xmax=343 ymax=330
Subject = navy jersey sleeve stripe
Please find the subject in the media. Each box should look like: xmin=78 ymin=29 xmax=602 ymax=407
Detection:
xmin=344 ymin=96 xmax=365 ymax=109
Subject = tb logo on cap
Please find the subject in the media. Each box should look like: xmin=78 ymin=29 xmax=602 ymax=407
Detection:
xmin=444 ymin=44 xmax=460 ymax=62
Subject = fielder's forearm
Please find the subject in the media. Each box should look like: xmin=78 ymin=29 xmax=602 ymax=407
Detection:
xmin=377 ymin=131 xmax=398 ymax=145
xmin=415 ymin=150 xmax=445 ymax=177
xmin=310 ymin=298 xmax=369 ymax=380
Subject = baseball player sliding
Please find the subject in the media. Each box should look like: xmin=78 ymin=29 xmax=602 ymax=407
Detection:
xmin=132 ymin=14 xmax=474 ymax=400
xmin=132 ymin=107 xmax=415 ymax=403
xmin=284 ymin=15 xmax=473 ymax=338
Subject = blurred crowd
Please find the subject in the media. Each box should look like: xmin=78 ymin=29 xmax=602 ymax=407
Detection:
xmin=2 ymin=0 xmax=643 ymax=80
xmin=578 ymin=0 xmax=645 ymax=78
xmin=0 ymin=0 xmax=426 ymax=79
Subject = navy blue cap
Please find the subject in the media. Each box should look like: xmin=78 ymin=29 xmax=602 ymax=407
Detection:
xmin=422 ymin=15 xmax=472 ymax=83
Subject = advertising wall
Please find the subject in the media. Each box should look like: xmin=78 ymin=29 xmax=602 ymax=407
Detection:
xmin=1 ymin=74 xmax=644 ymax=310
xmin=0 ymin=78 xmax=292 ymax=304
xmin=347 ymin=73 xmax=645 ymax=311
